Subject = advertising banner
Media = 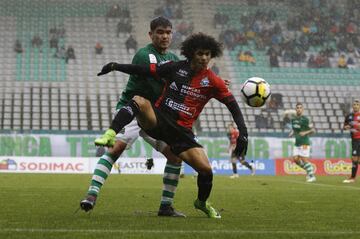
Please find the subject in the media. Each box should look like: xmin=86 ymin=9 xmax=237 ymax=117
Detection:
xmin=0 ymin=156 xmax=89 ymax=174
xmin=275 ymin=158 xmax=355 ymax=176
xmin=184 ymin=159 xmax=275 ymax=175
xmin=0 ymin=134 xmax=353 ymax=160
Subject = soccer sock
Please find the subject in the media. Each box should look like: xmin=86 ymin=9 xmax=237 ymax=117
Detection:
xmin=160 ymin=162 xmax=181 ymax=206
xmin=88 ymin=152 xmax=119 ymax=196
xmin=197 ymin=173 xmax=213 ymax=202
xmin=241 ymin=160 xmax=253 ymax=170
xmin=110 ymin=99 xmax=140 ymax=133
xmin=351 ymin=161 xmax=358 ymax=178
xmin=232 ymin=163 xmax=237 ymax=174
xmin=303 ymin=162 xmax=314 ymax=177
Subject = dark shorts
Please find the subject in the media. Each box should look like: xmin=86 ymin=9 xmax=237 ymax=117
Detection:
xmin=143 ymin=106 xmax=202 ymax=155
xmin=352 ymin=139 xmax=360 ymax=156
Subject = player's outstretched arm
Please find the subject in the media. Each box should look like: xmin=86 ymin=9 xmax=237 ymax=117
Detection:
xmin=223 ymin=95 xmax=248 ymax=157
xmin=97 ymin=62 xmax=152 ymax=77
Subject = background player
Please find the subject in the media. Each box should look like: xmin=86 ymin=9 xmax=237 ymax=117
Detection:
xmin=227 ymin=123 xmax=254 ymax=178
xmin=289 ymin=103 xmax=316 ymax=182
xmin=343 ymin=99 xmax=360 ymax=183
xmin=80 ymin=16 xmax=185 ymax=217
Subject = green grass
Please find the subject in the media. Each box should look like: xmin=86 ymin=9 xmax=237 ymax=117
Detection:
xmin=0 ymin=174 xmax=360 ymax=239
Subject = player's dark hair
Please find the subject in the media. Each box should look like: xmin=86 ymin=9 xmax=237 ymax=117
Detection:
xmin=296 ymin=102 xmax=303 ymax=107
xmin=150 ymin=16 xmax=172 ymax=31
xmin=180 ymin=32 xmax=223 ymax=60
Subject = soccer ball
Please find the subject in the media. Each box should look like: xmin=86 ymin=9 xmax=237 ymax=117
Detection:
xmin=240 ymin=77 xmax=271 ymax=107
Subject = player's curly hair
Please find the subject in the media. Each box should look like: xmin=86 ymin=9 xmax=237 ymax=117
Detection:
xmin=180 ymin=32 xmax=223 ymax=60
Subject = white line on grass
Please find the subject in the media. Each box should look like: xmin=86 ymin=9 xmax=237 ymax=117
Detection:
xmin=268 ymin=178 xmax=360 ymax=191
xmin=1 ymin=228 xmax=360 ymax=235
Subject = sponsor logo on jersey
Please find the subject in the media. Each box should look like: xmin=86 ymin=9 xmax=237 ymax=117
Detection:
xmin=149 ymin=54 xmax=157 ymax=64
xmin=158 ymin=60 xmax=171 ymax=66
xmin=180 ymin=85 xmax=207 ymax=100
xmin=165 ymin=98 xmax=193 ymax=116
xmin=176 ymin=69 xmax=188 ymax=77
xmin=169 ymin=82 xmax=178 ymax=91
xmin=200 ymin=77 xmax=210 ymax=87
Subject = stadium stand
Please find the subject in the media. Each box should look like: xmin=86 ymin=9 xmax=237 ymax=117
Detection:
xmin=0 ymin=0 xmax=359 ymax=134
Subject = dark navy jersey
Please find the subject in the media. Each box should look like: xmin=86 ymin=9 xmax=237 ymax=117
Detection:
xmin=344 ymin=112 xmax=360 ymax=139
xmin=150 ymin=60 xmax=234 ymax=129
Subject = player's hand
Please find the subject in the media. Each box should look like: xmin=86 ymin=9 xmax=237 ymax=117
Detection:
xmin=234 ymin=135 xmax=248 ymax=157
xmin=224 ymin=79 xmax=231 ymax=88
xmin=97 ymin=62 xmax=117 ymax=76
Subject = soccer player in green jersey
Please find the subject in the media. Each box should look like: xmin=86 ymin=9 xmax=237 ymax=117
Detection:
xmin=289 ymin=103 xmax=316 ymax=182
xmin=80 ymin=16 xmax=185 ymax=217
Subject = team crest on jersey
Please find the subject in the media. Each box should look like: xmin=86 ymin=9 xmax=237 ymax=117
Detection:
xmin=170 ymin=82 xmax=178 ymax=91
xmin=200 ymin=78 xmax=210 ymax=87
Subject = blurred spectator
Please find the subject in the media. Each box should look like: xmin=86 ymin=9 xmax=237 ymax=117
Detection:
xmin=214 ymin=11 xmax=229 ymax=28
xmin=307 ymin=54 xmax=317 ymax=68
xmin=49 ymin=35 xmax=59 ymax=49
xmin=14 ymin=40 xmax=23 ymax=53
xmin=211 ymin=63 xmax=220 ymax=75
xmin=176 ymin=21 xmax=194 ymax=36
xmin=106 ymin=4 xmax=119 ymax=19
xmin=347 ymin=56 xmax=355 ymax=68
xmin=269 ymin=51 xmax=279 ymax=67
xmin=66 ymin=46 xmax=76 ymax=63
xmin=238 ymin=51 xmax=256 ymax=65
xmin=31 ymin=35 xmax=43 ymax=48
xmin=116 ymin=18 xmax=132 ymax=37
xmin=54 ymin=46 xmax=66 ymax=60
xmin=125 ymin=35 xmax=137 ymax=53
xmin=95 ymin=42 xmax=103 ymax=54
xmin=337 ymin=54 xmax=347 ymax=68
xmin=255 ymin=110 xmax=273 ymax=129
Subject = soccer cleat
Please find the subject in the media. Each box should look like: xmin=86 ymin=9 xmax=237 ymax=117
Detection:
xmin=94 ymin=129 xmax=116 ymax=147
xmin=157 ymin=205 xmax=186 ymax=217
xmin=343 ymin=178 xmax=356 ymax=183
xmin=306 ymin=176 xmax=316 ymax=183
xmin=80 ymin=195 xmax=97 ymax=212
xmin=230 ymin=174 xmax=239 ymax=179
xmin=251 ymin=167 xmax=256 ymax=176
xmin=194 ymin=199 xmax=221 ymax=219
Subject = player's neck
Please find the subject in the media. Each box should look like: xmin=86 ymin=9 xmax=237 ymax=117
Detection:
xmin=152 ymin=44 xmax=167 ymax=54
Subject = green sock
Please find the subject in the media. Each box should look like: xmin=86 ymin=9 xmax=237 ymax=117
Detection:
xmin=161 ymin=162 xmax=181 ymax=206
xmin=88 ymin=152 xmax=119 ymax=196
xmin=303 ymin=162 xmax=314 ymax=177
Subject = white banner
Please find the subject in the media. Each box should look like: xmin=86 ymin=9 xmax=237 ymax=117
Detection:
xmin=0 ymin=156 xmax=89 ymax=174
xmin=0 ymin=156 xmax=167 ymax=174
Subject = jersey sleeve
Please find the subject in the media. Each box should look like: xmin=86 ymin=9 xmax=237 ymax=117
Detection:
xmin=212 ymin=74 xmax=233 ymax=103
xmin=153 ymin=61 xmax=176 ymax=79
xmin=344 ymin=114 xmax=351 ymax=126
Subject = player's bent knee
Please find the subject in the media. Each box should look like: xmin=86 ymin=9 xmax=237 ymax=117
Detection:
xmin=132 ymin=96 xmax=150 ymax=110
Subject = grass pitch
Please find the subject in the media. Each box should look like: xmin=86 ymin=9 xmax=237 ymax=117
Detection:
xmin=0 ymin=173 xmax=359 ymax=239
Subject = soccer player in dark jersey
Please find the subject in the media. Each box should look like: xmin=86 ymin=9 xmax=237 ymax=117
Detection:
xmin=289 ymin=103 xmax=316 ymax=182
xmin=343 ymin=99 xmax=360 ymax=183
xmin=96 ymin=33 xmax=248 ymax=218
xmin=80 ymin=17 xmax=186 ymax=217
xmin=227 ymin=123 xmax=254 ymax=178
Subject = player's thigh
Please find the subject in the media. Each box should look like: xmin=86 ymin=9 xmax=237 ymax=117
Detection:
xmin=132 ymin=96 xmax=157 ymax=130
xmin=108 ymin=140 xmax=127 ymax=157
xmin=352 ymin=139 xmax=360 ymax=162
xmin=179 ymin=147 xmax=211 ymax=174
